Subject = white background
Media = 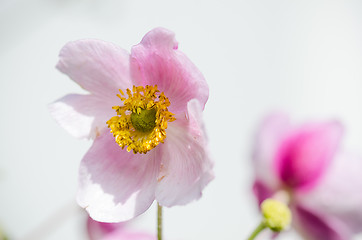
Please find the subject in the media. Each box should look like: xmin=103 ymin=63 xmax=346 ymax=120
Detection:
xmin=1 ymin=0 xmax=362 ymax=239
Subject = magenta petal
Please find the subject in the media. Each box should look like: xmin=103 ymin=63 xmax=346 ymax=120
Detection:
xmin=275 ymin=121 xmax=343 ymax=191
xmin=77 ymin=132 xmax=159 ymax=222
xmin=49 ymin=94 xmax=117 ymax=139
xmin=155 ymin=100 xmax=214 ymax=207
xmin=57 ymin=39 xmax=132 ymax=97
xmin=252 ymin=180 xmax=275 ymax=205
xmin=293 ymin=205 xmax=351 ymax=240
xmin=130 ymin=28 xmax=209 ymax=114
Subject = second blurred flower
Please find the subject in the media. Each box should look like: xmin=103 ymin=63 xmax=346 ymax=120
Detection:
xmin=252 ymin=112 xmax=362 ymax=240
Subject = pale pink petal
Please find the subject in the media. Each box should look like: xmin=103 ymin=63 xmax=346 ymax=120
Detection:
xmin=274 ymin=121 xmax=343 ymax=191
xmin=57 ymin=39 xmax=132 ymax=98
xmin=103 ymin=230 xmax=156 ymax=240
xmin=130 ymin=28 xmax=208 ymax=114
xmin=87 ymin=217 xmax=125 ymax=240
xmin=135 ymin=27 xmax=178 ymax=50
xmin=298 ymin=152 xmax=362 ymax=234
xmin=292 ymin=204 xmax=351 ymax=240
xmin=155 ymin=100 xmax=214 ymax=207
xmin=49 ymin=94 xmax=119 ymax=139
xmin=77 ymin=132 xmax=160 ymax=222
xmin=252 ymin=112 xmax=291 ymax=191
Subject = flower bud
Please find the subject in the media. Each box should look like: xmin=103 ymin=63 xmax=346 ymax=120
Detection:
xmin=261 ymin=198 xmax=292 ymax=232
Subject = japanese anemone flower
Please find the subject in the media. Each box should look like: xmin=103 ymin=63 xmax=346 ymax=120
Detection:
xmin=50 ymin=28 xmax=214 ymax=222
xmin=252 ymin=113 xmax=362 ymax=240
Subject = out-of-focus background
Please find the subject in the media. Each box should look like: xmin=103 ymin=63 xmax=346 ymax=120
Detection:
xmin=1 ymin=0 xmax=362 ymax=239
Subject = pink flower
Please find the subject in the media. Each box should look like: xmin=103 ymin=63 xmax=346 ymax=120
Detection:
xmin=87 ymin=218 xmax=156 ymax=240
xmin=50 ymin=28 xmax=214 ymax=222
xmin=252 ymin=112 xmax=362 ymax=240
xmin=87 ymin=217 xmax=155 ymax=240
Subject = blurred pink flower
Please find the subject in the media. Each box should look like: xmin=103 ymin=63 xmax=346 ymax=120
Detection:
xmin=102 ymin=231 xmax=155 ymax=240
xmin=87 ymin=217 xmax=125 ymax=240
xmin=252 ymin=113 xmax=362 ymax=240
xmin=87 ymin=217 xmax=155 ymax=240
xmin=50 ymin=28 xmax=213 ymax=222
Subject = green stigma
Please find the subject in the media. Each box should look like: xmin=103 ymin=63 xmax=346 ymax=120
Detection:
xmin=131 ymin=108 xmax=157 ymax=132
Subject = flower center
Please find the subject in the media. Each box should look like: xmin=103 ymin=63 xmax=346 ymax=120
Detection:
xmin=107 ymin=85 xmax=175 ymax=154
xmin=130 ymin=108 xmax=157 ymax=132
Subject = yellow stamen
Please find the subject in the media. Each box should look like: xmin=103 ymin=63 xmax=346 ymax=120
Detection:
xmin=107 ymin=85 xmax=175 ymax=154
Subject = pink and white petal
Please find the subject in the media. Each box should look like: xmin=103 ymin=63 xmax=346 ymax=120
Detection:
xmin=252 ymin=112 xmax=291 ymax=191
xmin=275 ymin=120 xmax=343 ymax=191
xmin=130 ymin=28 xmax=208 ymax=114
xmin=155 ymin=100 xmax=214 ymax=207
xmin=57 ymin=39 xmax=132 ymax=98
xmin=292 ymin=204 xmax=351 ymax=240
xmin=77 ymin=132 xmax=160 ymax=222
xmin=49 ymin=94 xmax=118 ymax=139
xmin=298 ymin=152 xmax=362 ymax=234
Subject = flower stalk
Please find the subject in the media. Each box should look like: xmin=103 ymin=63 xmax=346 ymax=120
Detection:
xmin=247 ymin=222 xmax=266 ymax=240
xmin=157 ymin=203 xmax=163 ymax=240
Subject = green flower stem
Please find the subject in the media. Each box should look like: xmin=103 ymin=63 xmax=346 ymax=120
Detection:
xmin=157 ymin=203 xmax=163 ymax=240
xmin=0 ymin=231 xmax=8 ymax=240
xmin=247 ymin=222 xmax=266 ymax=240
xmin=0 ymin=225 xmax=8 ymax=240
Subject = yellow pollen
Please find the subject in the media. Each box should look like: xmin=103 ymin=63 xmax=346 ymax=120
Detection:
xmin=106 ymin=85 xmax=175 ymax=154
